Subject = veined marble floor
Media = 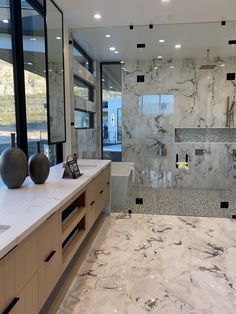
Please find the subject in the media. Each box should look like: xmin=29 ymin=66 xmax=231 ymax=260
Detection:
xmin=58 ymin=213 xmax=236 ymax=314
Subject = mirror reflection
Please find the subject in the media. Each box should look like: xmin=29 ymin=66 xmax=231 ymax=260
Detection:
xmin=46 ymin=0 xmax=66 ymax=144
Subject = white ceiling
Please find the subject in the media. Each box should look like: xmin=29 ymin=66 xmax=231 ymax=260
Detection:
xmin=54 ymin=0 xmax=236 ymax=28
xmin=72 ymin=22 xmax=236 ymax=61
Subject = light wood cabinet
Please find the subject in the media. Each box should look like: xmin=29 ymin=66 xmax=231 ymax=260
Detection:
xmin=0 ymin=212 xmax=61 ymax=313
xmin=37 ymin=212 xmax=61 ymax=309
xmin=10 ymin=274 xmax=38 ymax=314
xmin=0 ymin=163 xmax=111 ymax=313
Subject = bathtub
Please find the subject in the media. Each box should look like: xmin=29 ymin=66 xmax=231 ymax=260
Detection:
xmin=111 ymin=162 xmax=135 ymax=206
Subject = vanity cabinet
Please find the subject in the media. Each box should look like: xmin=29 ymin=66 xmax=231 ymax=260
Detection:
xmin=37 ymin=212 xmax=61 ymax=309
xmin=0 ymin=212 xmax=60 ymax=314
xmin=0 ymin=162 xmax=111 ymax=313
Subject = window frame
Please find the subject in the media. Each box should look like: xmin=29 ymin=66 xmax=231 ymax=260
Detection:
xmin=3 ymin=0 xmax=63 ymax=163
xmin=74 ymin=108 xmax=95 ymax=130
xmin=74 ymin=75 xmax=95 ymax=102
xmin=73 ymin=40 xmax=94 ymax=74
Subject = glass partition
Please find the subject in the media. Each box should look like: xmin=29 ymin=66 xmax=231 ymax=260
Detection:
xmin=73 ymin=21 xmax=236 ymax=217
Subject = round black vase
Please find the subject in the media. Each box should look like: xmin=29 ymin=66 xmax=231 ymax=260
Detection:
xmin=0 ymin=133 xmax=27 ymax=189
xmin=28 ymin=142 xmax=50 ymax=184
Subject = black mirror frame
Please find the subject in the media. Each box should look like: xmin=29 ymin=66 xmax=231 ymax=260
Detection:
xmin=44 ymin=0 xmax=66 ymax=145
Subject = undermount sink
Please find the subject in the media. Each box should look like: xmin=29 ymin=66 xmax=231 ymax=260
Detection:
xmin=0 ymin=224 xmax=11 ymax=235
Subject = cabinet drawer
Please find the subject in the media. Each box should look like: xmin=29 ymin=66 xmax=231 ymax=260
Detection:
xmin=86 ymin=178 xmax=97 ymax=230
xmin=2 ymin=273 xmax=38 ymax=314
xmin=37 ymin=213 xmax=61 ymax=309
xmin=37 ymin=212 xmax=60 ymax=262
xmin=0 ymin=232 xmax=39 ymax=312
xmin=38 ymin=249 xmax=60 ymax=309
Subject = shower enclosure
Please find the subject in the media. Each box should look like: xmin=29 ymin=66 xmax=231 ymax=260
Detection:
xmin=73 ymin=21 xmax=236 ymax=218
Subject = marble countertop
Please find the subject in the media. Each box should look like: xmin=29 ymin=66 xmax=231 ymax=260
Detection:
xmin=0 ymin=159 xmax=111 ymax=260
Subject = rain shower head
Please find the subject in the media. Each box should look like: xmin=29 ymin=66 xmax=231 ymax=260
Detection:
xmin=199 ymin=49 xmax=216 ymax=70
xmin=199 ymin=64 xmax=216 ymax=70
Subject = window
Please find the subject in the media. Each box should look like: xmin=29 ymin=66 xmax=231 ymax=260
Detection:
xmin=73 ymin=41 xmax=93 ymax=74
xmin=21 ymin=0 xmax=48 ymax=158
xmin=0 ymin=0 xmax=63 ymax=165
xmin=139 ymin=94 xmax=174 ymax=115
xmin=74 ymin=76 xmax=94 ymax=102
xmin=74 ymin=109 xmax=94 ymax=129
xmin=101 ymin=63 xmax=122 ymax=161
xmin=0 ymin=0 xmax=16 ymax=154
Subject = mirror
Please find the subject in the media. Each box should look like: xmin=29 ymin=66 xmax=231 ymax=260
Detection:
xmin=45 ymin=0 xmax=66 ymax=144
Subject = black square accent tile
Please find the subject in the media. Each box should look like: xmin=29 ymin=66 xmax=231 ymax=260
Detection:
xmin=221 ymin=201 xmax=229 ymax=208
xmin=136 ymin=198 xmax=143 ymax=205
xmin=137 ymin=75 xmax=145 ymax=82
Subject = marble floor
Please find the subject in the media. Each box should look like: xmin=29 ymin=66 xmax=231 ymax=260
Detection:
xmin=58 ymin=213 xmax=236 ymax=314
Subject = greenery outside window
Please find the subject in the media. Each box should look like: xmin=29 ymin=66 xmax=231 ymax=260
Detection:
xmin=74 ymin=109 xmax=94 ymax=129
xmin=74 ymin=76 xmax=94 ymax=102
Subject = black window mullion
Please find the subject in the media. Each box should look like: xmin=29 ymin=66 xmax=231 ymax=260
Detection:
xmin=10 ymin=0 xmax=28 ymax=157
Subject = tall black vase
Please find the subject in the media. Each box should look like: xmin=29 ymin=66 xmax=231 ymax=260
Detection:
xmin=28 ymin=142 xmax=50 ymax=184
xmin=0 ymin=133 xmax=27 ymax=189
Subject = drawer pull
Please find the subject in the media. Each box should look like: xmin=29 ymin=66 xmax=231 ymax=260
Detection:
xmin=100 ymin=190 xmax=104 ymax=194
xmin=90 ymin=201 xmax=95 ymax=206
xmin=106 ymin=181 xmax=110 ymax=186
xmin=45 ymin=250 xmax=56 ymax=262
xmin=3 ymin=297 xmax=20 ymax=314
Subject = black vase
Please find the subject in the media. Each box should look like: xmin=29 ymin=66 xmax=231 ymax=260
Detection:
xmin=28 ymin=142 xmax=50 ymax=184
xmin=0 ymin=133 xmax=27 ymax=189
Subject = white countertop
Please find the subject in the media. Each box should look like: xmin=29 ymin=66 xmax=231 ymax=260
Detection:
xmin=0 ymin=159 xmax=111 ymax=259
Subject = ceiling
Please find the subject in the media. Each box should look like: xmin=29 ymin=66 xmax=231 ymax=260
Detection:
xmin=54 ymin=0 xmax=236 ymax=28
xmin=72 ymin=22 xmax=236 ymax=62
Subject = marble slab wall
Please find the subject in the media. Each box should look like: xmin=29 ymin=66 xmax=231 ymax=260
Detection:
xmin=122 ymin=57 xmax=236 ymax=189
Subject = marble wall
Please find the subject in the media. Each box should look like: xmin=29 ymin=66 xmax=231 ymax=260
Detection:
xmin=122 ymin=57 xmax=236 ymax=190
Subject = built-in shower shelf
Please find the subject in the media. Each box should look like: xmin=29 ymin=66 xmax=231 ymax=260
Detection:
xmin=175 ymin=128 xmax=236 ymax=143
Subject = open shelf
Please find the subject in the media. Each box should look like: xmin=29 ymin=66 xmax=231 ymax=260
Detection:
xmin=62 ymin=192 xmax=85 ymax=226
xmin=62 ymin=214 xmax=86 ymax=270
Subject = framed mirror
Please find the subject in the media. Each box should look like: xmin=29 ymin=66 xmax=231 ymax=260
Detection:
xmin=44 ymin=0 xmax=66 ymax=144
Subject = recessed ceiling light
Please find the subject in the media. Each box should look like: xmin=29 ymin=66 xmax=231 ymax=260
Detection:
xmin=159 ymin=39 xmax=165 ymax=43
xmin=106 ymin=34 xmax=110 ymax=38
xmin=110 ymin=86 xmax=113 ymax=89
xmin=220 ymin=63 xmax=225 ymax=67
xmin=114 ymin=51 xmax=119 ymax=54
xmin=56 ymin=36 xmax=61 ymax=40
xmin=94 ymin=13 xmax=101 ymax=19
xmin=157 ymin=56 xmax=163 ymax=60
xmin=175 ymin=44 xmax=181 ymax=49
xmin=120 ymin=61 xmax=124 ymax=64
xmin=109 ymin=47 xmax=116 ymax=51
xmin=161 ymin=0 xmax=171 ymax=3
xmin=102 ymin=78 xmax=105 ymax=82
xmin=122 ymin=67 xmax=126 ymax=70
xmin=30 ymin=37 xmax=36 ymax=41
xmin=170 ymin=65 xmax=175 ymax=69
xmin=2 ymin=19 xmax=9 ymax=23
xmin=27 ymin=62 xmax=33 ymax=65
xmin=154 ymin=66 xmax=158 ymax=70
